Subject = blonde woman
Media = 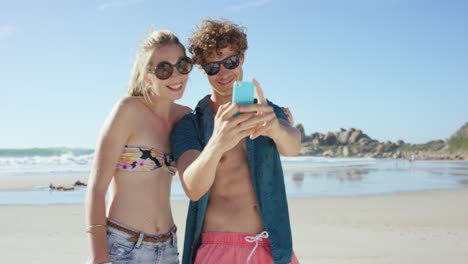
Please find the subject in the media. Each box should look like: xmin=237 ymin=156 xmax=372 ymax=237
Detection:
xmin=85 ymin=29 xmax=192 ymax=264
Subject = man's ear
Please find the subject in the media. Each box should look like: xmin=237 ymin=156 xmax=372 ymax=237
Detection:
xmin=240 ymin=54 xmax=245 ymax=66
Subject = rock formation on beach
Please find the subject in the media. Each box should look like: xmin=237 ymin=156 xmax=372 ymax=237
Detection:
xmin=298 ymin=122 xmax=468 ymax=160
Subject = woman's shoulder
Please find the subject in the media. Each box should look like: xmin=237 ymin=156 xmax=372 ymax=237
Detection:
xmin=173 ymin=103 xmax=193 ymax=120
xmin=115 ymin=96 xmax=145 ymax=112
xmin=118 ymin=96 xmax=145 ymax=108
xmin=108 ymin=96 xmax=145 ymax=122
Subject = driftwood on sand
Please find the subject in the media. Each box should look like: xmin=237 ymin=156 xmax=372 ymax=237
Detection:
xmin=49 ymin=180 xmax=87 ymax=191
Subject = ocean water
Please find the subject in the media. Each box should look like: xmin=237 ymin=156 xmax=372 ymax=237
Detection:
xmin=281 ymin=156 xmax=468 ymax=198
xmin=0 ymin=151 xmax=93 ymax=176
xmin=0 ymin=152 xmax=467 ymax=205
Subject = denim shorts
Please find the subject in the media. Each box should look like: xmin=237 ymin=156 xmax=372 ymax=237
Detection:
xmin=105 ymin=218 xmax=179 ymax=264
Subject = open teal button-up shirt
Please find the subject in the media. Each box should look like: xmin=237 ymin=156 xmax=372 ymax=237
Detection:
xmin=171 ymin=95 xmax=293 ymax=264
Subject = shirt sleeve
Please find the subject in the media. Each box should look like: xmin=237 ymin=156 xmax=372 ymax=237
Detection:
xmin=267 ymin=99 xmax=289 ymax=123
xmin=171 ymin=113 xmax=203 ymax=164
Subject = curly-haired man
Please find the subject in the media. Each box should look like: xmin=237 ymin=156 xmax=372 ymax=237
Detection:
xmin=171 ymin=19 xmax=301 ymax=264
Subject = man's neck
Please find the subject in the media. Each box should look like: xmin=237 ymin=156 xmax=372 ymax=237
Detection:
xmin=209 ymin=94 xmax=232 ymax=115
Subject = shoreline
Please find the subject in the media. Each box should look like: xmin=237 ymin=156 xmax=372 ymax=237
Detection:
xmin=1 ymin=189 xmax=468 ymax=263
xmin=1 ymin=159 xmax=467 ymax=193
xmin=0 ymin=174 xmax=89 ymax=191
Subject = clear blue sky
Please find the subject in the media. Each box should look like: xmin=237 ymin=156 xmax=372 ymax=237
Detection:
xmin=1 ymin=0 xmax=467 ymax=148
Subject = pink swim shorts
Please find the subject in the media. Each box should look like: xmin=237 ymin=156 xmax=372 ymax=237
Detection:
xmin=194 ymin=231 xmax=300 ymax=264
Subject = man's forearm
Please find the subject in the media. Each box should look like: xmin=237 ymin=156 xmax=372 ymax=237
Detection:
xmin=272 ymin=121 xmax=302 ymax=156
xmin=181 ymin=140 xmax=224 ymax=201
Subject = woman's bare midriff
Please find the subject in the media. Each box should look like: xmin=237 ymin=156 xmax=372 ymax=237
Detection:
xmin=107 ymin=170 xmax=175 ymax=235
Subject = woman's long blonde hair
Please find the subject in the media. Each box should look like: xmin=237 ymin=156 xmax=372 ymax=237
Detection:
xmin=128 ymin=29 xmax=184 ymax=104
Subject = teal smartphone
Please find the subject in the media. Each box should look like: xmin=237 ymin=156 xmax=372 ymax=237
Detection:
xmin=232 ymin=81 xmax=255 ymax=116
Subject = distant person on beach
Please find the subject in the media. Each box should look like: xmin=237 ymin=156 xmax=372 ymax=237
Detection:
xmin=85 ymin=29 xmax=193 ymax=264
xmin=409 ymin=153 xmax=416 ymax=165
xmin=171 ymin=19 xmax=302 ymax=264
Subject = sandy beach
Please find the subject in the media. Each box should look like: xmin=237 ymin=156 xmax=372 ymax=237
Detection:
xmin=0 ymin=180 xmax=467 ymax=263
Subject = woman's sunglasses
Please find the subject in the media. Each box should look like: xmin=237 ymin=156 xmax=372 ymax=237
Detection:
xmin=150 ymin=56 xmax=193 ymax=80
xmin=202 ymin=54 xmax=241 ymax=76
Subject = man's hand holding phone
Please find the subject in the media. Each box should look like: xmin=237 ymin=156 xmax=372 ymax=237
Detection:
xmin=209 ymin=102 xmax=256 ymax=154
xmin=236 ymin=78 xmax=282 ymax=140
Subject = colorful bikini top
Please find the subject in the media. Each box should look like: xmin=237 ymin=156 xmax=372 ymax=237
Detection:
xmin=117 ymin=145 xmax=176 ymax=175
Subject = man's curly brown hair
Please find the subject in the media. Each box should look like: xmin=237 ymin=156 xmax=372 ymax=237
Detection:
xmin=188 ymin=19 xmax=248 ymax=66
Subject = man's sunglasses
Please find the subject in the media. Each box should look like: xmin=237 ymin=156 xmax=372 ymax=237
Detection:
xmin=202 ymin=54 xmax=241 ymax=76
xmin=149 ymin=56 xmax=193 ymax=80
